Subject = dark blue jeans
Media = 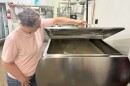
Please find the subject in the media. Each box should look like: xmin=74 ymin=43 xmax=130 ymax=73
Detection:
xmin=6 ymin=74 xmax=38 ymax=86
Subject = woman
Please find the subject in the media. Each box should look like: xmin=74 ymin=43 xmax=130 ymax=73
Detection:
xmin=2 ymin=8 xmax=86 ymax=86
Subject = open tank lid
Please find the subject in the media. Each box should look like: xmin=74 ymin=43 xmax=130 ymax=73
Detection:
xmin=45 ymin=27 xmax=125 ymax=39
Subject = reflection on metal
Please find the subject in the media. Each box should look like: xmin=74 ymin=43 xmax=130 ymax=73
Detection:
xmin=36 ymin=57 xmax=130 ymax=86
xmin=45 ymin=27 xmax=124 ymax=39
xmin=36 ymin=27 xmax=130 ymax=86
xmin=48 ymin=39 xmax=103 ymax=54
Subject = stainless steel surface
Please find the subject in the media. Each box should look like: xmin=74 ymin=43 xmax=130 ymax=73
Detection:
xmin=47 ymin=39 xmax=103 ymax=54
xmin=90 ymin=39 xmax=121 ymax=55
xmin=45 ymin=27 xmax=124 ymax=39
xmin=47 ymin=39 xmax=121 ymax=55
xmin=36 ymin=57 xmax=130 ymax=86
xmin=36 ymin=27 xmax=130 ymax=86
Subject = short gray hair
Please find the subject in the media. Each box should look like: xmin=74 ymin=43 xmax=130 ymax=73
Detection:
xmin=18 ymin=8 xmax=40 ymax=27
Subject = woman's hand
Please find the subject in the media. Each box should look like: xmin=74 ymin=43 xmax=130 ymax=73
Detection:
xmin=53 ymin=17 xmax=87 ymax=27
xmin=20 ymin=77 xmax=30 ymax=86
xmin=76 ymin=20 xmax=87 ymax=27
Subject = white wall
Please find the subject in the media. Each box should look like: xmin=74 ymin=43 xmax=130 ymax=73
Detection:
xmin=94 ymin=0 xmax=130 ymax=56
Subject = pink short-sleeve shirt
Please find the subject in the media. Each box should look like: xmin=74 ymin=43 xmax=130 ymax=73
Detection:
xmin=1 ymin=18 xmax=54 ymax=79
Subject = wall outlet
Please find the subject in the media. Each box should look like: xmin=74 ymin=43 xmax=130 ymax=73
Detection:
xmin=95 ymin=19 xmax=98 ymax=24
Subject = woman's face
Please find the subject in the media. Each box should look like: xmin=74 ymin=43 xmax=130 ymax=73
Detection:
xmin=21 ymin=18 xmax=41 ymax=34
xmin=28 ymin=18 xmax=41 ymax=33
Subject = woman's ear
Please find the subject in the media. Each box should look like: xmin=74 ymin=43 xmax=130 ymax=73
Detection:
xmin=19 ymin=22 xmax=25 ymax=29
xmin=18 ymin=22 xmax=21 ymax=26
xmin=19 ymin=22 xmax=22 ymax=27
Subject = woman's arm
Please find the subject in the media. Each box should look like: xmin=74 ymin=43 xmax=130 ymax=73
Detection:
xmin=53 ymin=17 xmax=86 ymax=26
xmin=2 ymin=61 xmax=30 ymax=86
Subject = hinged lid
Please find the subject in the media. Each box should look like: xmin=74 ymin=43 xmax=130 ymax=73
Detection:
xmin=45 ymin=27 xmax=124 ymax=39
